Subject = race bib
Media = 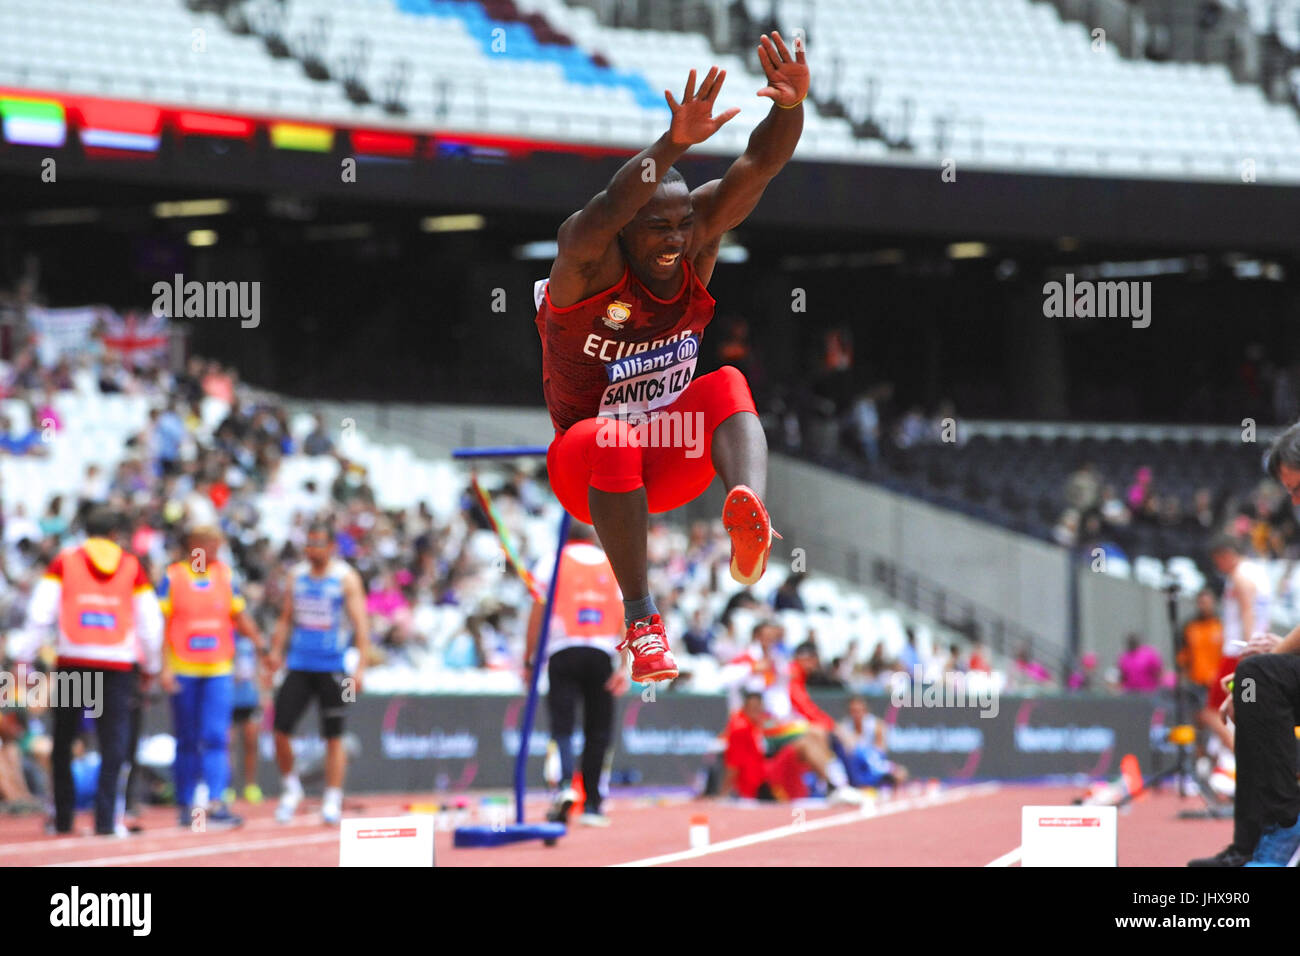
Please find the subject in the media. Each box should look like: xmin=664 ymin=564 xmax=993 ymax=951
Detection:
xmin=598 ymin=335 xmax=698 ymax=418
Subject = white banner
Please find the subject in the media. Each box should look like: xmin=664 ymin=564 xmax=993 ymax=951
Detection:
xmin=26 ymin=305 xmax=107 ymax=367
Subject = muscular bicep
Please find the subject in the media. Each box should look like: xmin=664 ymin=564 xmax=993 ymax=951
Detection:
xmin=691 ymin=159 xmax=772 ymax=242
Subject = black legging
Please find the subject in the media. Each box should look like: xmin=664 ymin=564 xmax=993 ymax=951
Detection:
xmin=1230 ymin=653 xmax=1300 ymax=852
xmin=51 ymin=667 xmax=137 ymax=834
xmin=546 ymin=647 xmax=615 ymax=814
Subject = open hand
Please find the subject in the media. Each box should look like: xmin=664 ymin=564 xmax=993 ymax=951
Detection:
xmin=666 ymin=67 xmax=741 ymax=147
xmin=756 ymin=31 xmax=809 ymax=108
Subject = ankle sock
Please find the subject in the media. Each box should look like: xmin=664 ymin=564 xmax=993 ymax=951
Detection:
xmin=623 ymin=594 xmax=657 ymax=627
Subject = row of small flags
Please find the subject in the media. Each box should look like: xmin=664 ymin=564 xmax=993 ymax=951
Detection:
xmin=0 ymin=90 xmax=417 ymax=159
xmin=0 ymin=88 xmax=638 ymax=162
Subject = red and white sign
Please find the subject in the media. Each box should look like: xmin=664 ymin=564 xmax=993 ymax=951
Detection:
xmin=1021 ymin=806 xmax=1116 ymax=867
xmin=340 ymin=816 xmax=434 ymax=867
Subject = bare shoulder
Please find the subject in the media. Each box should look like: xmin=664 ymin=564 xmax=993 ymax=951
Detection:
xmin=548 ymin=213 xmax=627 ymax=308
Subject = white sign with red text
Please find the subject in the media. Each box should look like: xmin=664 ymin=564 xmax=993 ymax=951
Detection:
xmin=1021 ymin=805 xmax=1116 ymax=867
xmin=339 ymin=815 xmax=435 ymax=867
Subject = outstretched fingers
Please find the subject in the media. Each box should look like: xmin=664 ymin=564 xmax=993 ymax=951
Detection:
xmin=702 ymin=68 xmax=727 ymax=104
xmin=682 ymin=68 xmax=697 ymax=103
xmin=770 ymin=30 xmax=794 ymax=63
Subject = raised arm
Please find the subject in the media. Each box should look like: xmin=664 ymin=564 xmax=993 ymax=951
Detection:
xmin=547 ymin=67 xmax=740 ymax=307
xmin=691 ymin=32 xmax=809 ymax=284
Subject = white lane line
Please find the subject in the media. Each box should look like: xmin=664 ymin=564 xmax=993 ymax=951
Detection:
xmin=985 ymin=846 xmax=1022 ymax=867
xmin=1 ymin=799 xmax=420 ymax=860
xmin=611 ymin=783 xmax=1002 ymax=867
xmin=44 ymin=831 xmax=341 ymax=867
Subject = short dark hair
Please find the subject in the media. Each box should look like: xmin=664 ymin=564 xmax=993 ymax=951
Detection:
xmin=84 ymin=507 xmax=120 ymax=538
xmin=660 ymin=165 xmax=685 ymax=187
xmin=1266 ymin=420 xmax=1300 ymax=483
xmin=306 ymin=519 xmax=335 ymax=542
xmin=793 ymin=641 xmax=818 ymax=657
xmin=1208 ymin=532 xmax=1240 ymax=556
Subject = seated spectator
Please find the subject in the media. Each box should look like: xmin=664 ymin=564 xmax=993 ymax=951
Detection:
xmin=721 ymin=623 xmax=862 ymax=803
xmin=835 ymin=696 xmax=909 ymax=788
xmin=1013 ymin=645 xmax=1052 ymax=686
xmin=1098 ymin=484 xmax=1131 ymax=527
xmin=793 ymin=640 xmax=843 ymax=688
xmin=773 ymin=572 xmax=806 ymax=612
xmin=1116 ymin=633 xmax=1164 ymax=692
xmin=1064 ymin=462 xmax=1102 ymax=514
xmin=303 ymin=413 xmax=335 ymax=457
xmin=0 ymin=414 xmax=44 ymax=456
xmin=967 ymin=641 xmax=992 ymax=673
xmin=681 ymin=608 xmax=716 ymax=657
xmin=1067 ymin=652 xmax=1098 ymax=691
xmin=722 ymin=692 xmax=856 ymax=803
xmin=1126 ymin=466 xmax=1154 ymax=512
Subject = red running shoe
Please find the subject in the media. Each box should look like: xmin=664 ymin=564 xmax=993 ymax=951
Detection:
xmin=618 ymin=615 xmax=678 ymax=682
xmin=723 ymin=485 xmax=781 ymax=586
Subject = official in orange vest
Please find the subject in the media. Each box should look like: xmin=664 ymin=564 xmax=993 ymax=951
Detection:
xmin=1178 ymin=586 xmax=1224 ymax=755
xmin=525 ymin=522 xmax=629 ymax=827
xmin=158 ymin=525 xmax=266 ymax=829
xmin=11 ymin=507 xmax=163 ymax=836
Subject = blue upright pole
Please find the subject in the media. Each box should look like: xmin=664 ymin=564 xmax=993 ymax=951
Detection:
xmin=452 ymin=446 xmax=550 ymax=459
xmin=513 ymin=508 xmax=572 ymax=825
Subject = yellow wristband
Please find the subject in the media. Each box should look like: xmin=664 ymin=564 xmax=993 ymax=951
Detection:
xmin=777 ymin=96 xmax=806 ymax=110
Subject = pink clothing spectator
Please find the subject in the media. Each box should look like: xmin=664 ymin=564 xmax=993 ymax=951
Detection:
xmin=1117 ymin=643 xmax=1163 ymax=692
xmin=1126 ymin=467 xmax=1152 ymax=511
xmin=367 ymin=587 xmax=409 ymax=619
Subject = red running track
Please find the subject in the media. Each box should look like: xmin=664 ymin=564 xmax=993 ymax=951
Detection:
xmin=0 ymin=783 xmax=1232 ymax=867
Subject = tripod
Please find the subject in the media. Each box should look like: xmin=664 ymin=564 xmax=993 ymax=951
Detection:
xmin=1114 ymin=579 xmax=1231 ymax=818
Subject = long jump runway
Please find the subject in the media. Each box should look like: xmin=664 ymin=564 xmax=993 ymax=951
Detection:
xmin=0 ymin=784 xmax=1231 ymax=867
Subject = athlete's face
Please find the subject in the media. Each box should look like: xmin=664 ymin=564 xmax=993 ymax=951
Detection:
xmin=305 ymin=532 xmax=334 ymax=569
xmin=621 ymin=183 xmax=694 ymax=284
xmin=1210 ymin=549 xmax=1236 ymax=575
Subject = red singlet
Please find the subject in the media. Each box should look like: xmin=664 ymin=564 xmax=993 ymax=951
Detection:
xmin=534 ymin=259 xmax=756 ymax=524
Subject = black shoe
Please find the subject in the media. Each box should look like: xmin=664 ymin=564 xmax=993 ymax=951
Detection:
xmin=546 ymin=786 xmax=578 ymax=824
xmin=1188 ymin=844 xmax=1252 ymax=867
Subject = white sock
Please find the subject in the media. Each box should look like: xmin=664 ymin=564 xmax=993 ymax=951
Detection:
xmin=283 ymin=774 xmax=302 ymax=798
xmin=826 ymin=763 xmax=848 ymax=789
xmin=323 ymin=786 xmax=342 ymax=808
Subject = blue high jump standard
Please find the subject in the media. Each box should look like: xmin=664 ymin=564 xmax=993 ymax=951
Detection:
xmin=451 ymin=444 xmax=568 ymax=848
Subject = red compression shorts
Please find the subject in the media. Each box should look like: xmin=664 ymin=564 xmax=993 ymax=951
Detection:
xmin=1207 ymin=653 xmax=1239 ymax=711
xmin=546 ymin=365 xmax=757 ymax=525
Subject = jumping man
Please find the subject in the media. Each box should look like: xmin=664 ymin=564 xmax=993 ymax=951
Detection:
xmin=533 ymin=32 xmax=810 ymax=683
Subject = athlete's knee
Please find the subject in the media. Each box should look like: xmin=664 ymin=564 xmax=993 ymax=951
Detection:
xmin=706 ymin=365 xmax=756 ymax=408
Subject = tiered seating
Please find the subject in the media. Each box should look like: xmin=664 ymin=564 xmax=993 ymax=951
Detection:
xmin=6 ymin=0 xmax=1298 ymax=178
xmin=762 ymin=0 xmax=1300 ymax=178
xmin=0 ymin=0 xmax=359 ymax=116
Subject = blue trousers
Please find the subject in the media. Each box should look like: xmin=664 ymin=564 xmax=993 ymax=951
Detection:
xmin=171 ymin=674 xmax=234 ymax=808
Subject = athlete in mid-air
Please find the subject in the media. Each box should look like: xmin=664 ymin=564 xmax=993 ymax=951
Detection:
xmin=534 ymin=32 xmax=809 ymax=683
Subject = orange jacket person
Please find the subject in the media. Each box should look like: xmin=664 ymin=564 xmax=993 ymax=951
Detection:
xmin=158 ymin=526 xmax=266 ymax=829
xmin=11 ymin=508 xmax=163 ymax=836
